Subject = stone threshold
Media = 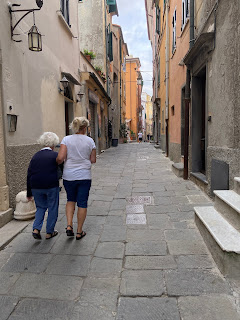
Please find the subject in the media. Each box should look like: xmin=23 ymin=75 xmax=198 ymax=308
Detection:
xmin=0 ymin=219 xmax=30 ymax=250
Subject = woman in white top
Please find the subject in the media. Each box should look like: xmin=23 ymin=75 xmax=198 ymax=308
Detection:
xmin=57 ymin=117 xmax=96 ymax=240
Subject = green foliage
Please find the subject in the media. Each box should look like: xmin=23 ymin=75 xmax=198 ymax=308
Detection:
xmin=95 ymin=65 xmax=102 ymax=72
xmin=119 ymin=123 xmax=127 ymax=138
xmin=83 ymin=49 xmax=96 ymax=59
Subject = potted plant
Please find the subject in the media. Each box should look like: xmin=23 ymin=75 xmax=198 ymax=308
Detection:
xmin=101 ymin=72 xmax=106 ymax=83
xmin=95 ymin=66 xmax=102 ymax=76
xmin=83 ymin=49 xmax=96 ymax=62
xmin=119 ymin=123 xmax=127 ymax=144
xmin=130 ymin=130 xmax=136 ymax=141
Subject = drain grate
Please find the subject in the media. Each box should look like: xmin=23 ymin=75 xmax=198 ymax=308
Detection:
xmin=126 ymin=214 xmax=147 ymax=224
xmin=127 ymin=196 xmax=152 ymax=205
xmin=126 ymin=205 xmax=144 ymax=214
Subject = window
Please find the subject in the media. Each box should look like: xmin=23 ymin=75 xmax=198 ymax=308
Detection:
xmin=108 ymin=31 xmax=113 ymax=62
xmin=60 ymin=0 xmax=70 ymax=25
xmin=181 ymin=0 xmax=190 ymax=30
xmin=156 ymin=6 xmax=161 ymax=34
xmin=158 ymin=57 xmax=160 ymax=86
xmin=172 ymin=9 xmax=176 ymax=53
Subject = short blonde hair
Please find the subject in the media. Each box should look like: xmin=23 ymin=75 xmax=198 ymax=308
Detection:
xmin=38 ymin=132 xmax=59 ymax=147
xmin=70 ymin=117 xmax=89 ymax=134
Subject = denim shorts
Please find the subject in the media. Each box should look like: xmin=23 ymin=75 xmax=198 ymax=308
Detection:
xmin=63 ymin=180 xmax=92 ymax=208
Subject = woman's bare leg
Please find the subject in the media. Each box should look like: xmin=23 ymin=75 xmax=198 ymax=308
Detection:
xmin=77 ymin=207 xmax=87 ymax=233
xmin=66 ymin=201 xmax=75 ymax=229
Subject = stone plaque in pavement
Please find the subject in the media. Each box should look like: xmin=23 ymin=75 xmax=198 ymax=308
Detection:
xmin=89 ymin=257 xmax=122 ymax=278
xmin=10 ymin=273 xmax=83 ymax=300
xmin=117 ymin=297 xmax=180 ymax=320
xmin=0 ymin=272 xmax=20 ymax=294
xmin=1 ymin=253 xmax=53 ymax=274
xmin=124 ymin=256 xmax=177 ymax=270
xmin=46 ymin=255 xmax=91 ymax=276
xmin=94 ymin=242 xmax=125 ymax=259
xmin=178 ymin=296 xmax=240 ymax=320
xmin=0 ymin=295 xmax=19 ymax=320
xmin=100 ymin=226 xmax=127 ymax=242
xmin=126 ymin=205 xmax=144 ymax=214
xmin=120 ymin=270 xmax=165 ymax=296
xmin=8 ymin=298 xmax=75 ymax=320
xmin=126 ymin=214 xmax=146 ymax=225
xmin=125 ymin=241 xmax=167 ymax=256
xmin=126 ymin=196 xmax=153 ymax=205
xmin=165 ymin=269 xmax=231 ymax=296
xmin=50 ymin=234 xmax=99 ymax=255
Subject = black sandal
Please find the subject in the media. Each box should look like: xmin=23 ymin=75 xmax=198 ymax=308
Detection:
xmin=46 ymin=230 xmax=58 ymax=240
xmin=76 ymin=231 xmax=86 ymax=240
xmin=32 ymin=230 xmax=41 ymax=240
xmin=66 ymin=225 xmax=74 ymax=237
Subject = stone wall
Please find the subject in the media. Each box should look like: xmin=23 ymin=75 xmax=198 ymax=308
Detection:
xmin=169 ymin=142 xmax=181 ymax=163
xmin=7 ymin=144 xmax=40 ymax=208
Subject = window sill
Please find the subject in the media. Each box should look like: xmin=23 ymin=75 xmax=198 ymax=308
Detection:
xmin=190 ymin=172 xmax=208 ymax=185
xmin=57 ymin=11 xmax=75 ymax=38
xmin=180 ymin=18 xmax=189 ymax=37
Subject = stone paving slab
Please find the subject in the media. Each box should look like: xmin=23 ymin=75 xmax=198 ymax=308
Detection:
xmin=120 ymin=270 xmax=165 ymax=296
xmin=8 ymin=299 xmax=75 ymax=320
xmin=175 ymin=254 xmax=215 ymax=269
xmin=9 ymin=273 xmax=83 ymax=300
xmin=1 ymin=253 xmax=53 ymax=274
xmin=167 ymin=239 xmax=209 ymax=255
xmin=82 ymin=277 xmax=121 ymax=292
xmin=125 ymin=241 xmax=167 ymax=256
xmin=124 ymin=255 xmax=177 ymax=270
xmin=95 ymin=242 xmax=125 ymax=259
xmin=0 ymin=295 xmax=19 ymax=320
xmin=117 ymin=297 xmax=180 ymax=320
xmin=100 ymin=226 xmax=127 ymax=242
xmin=126 ymin=229 xmax=165 ymax=241
xmin=0 ymin=272 xmax=20 ymax=294
xmin=178 ymin=295 xmax=240 ymax=320
xmin=165 ymin=269 xmax=231 ymax=296
xmin=89 ymin=257 xmax=123 ymax=278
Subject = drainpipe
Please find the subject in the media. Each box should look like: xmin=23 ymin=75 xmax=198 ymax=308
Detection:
xmin=165 ymin=0 xmax=169 ymax=156
xmin=183 ymin=0 xmax=194 ymax=179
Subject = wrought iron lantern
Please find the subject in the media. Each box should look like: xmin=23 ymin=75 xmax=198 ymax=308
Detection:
xmin=28 ymin=24 xmax=42 ymax=52
xmin=60 ymin=76 xmax=69 ymax=88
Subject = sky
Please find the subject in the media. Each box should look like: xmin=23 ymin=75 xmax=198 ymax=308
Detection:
xmin=113 ymin=0 xmax=153 ymax=97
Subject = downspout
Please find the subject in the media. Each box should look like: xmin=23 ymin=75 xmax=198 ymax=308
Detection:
xmin=165 ymin=0 xmax=169 ymax=156
xmin=184 ymin=0 xmax=194 ymax=179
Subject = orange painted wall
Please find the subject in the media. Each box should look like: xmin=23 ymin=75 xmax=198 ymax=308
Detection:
xmin=168 ymin=0 xmax=190 ymax=148
xmin=125 ymin=58 xmax=140 ymax=136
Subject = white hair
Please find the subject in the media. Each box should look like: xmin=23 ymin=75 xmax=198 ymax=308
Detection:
xmin=38 ymin=132 xmax=59 ymax=147
xmin=70 ymin=117 xmax=89 ymax=134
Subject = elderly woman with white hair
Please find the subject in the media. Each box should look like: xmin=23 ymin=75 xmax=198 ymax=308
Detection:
xmin=57 ymin=117 xmax=96 ymax=240
xmin=27 ymin=132 xmax=60 ymax=240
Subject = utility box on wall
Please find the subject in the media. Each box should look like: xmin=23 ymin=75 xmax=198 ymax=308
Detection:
xmin=211 ymin=159 xmax=229 ymax=194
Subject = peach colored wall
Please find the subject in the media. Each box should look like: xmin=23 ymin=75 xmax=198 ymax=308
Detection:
xmin=126 ymin=59 xmax=138 ymax=136
xmin=168 ymin=0 xmax=190 ymax=145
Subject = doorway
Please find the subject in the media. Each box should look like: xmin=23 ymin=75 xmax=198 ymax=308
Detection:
xmin=64 ymin=86 xmax=74 ymax=136
xmin=192 ymin=67 xmax=206 ymax=174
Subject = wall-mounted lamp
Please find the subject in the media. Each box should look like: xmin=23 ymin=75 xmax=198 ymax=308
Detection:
xmin=59 ymin=76 xmax=69 ymax=93
xmin=9 ymin=1 xmax=43 ymax=49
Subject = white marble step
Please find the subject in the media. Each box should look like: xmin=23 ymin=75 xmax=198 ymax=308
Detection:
xmin=234 ymin=177 xmax=240 ymax=195
xmin=195 ymin=206 xmax=240 ymax=254
xmin=214 ymin=190 xmax=240 ymax=214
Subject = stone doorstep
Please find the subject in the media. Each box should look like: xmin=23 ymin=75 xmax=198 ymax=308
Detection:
xmin=194 ymin=206 xmax=240 ymax=254
xmin=0 ymin=219 xmax=30 ymax=250
xmin=214 ymin=190 xmax=240 ymax=214
xmin=0 ymin=208 xmax=13 ymax=228
xmin=172 ymin=163 xmax=184 ymax=178
xmin=234 ymin=177 xmax=240 ymax=195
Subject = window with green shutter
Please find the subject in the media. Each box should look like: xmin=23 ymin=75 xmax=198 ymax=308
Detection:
xmin=108 ymin=31 xmax=113 ymax=62
xmin=107 ymin=0 xmax=116 ymax=5
xmin=156 ymin=6 xmax=161 ymax=34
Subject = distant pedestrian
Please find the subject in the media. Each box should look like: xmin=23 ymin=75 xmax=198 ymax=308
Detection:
xmin=57 ymin=117 xmax=96 ymax=240
xmin=138 ymin=132 xmax=143 ymax=143
xmin=27 ymin=132 xmax=60 ymax=240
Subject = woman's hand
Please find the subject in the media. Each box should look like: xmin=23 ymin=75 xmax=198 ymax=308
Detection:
xmin=56 ymin=144 xmax=67 ymax=164
xmin=27 ymin=196 xmax=33 ymax=201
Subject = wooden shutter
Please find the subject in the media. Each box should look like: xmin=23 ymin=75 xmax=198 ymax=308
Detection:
xmin=108 ymin=31 xmax=113 ymax=62
xmin=107 ymin=0 xmax=116 ymax=5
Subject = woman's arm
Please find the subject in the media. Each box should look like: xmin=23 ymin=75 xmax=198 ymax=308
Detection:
xmin=56 ymin=144 xmax=67 ymax=164
xmin=90 ymin=149 xmax=96 ymax=163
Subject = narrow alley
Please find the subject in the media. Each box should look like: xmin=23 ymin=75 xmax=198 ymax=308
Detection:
xmin=0 ymin=143 xmax=239 ymax=320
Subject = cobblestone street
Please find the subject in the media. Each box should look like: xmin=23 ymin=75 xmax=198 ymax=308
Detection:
xmin=1 ymin=143 xmax=240 ymax=320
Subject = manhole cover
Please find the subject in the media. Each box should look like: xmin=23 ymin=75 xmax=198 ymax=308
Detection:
xmin=126 ymin=205 xmax=144 ymax=214
xmin=127 ymin=196 xmax=152 ymax=205
xmin=126 ymin=214 xmax=147 ymax=224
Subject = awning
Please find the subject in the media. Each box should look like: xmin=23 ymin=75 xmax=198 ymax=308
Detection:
xmin=62 ymin=72 xmax=81 ymax=86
